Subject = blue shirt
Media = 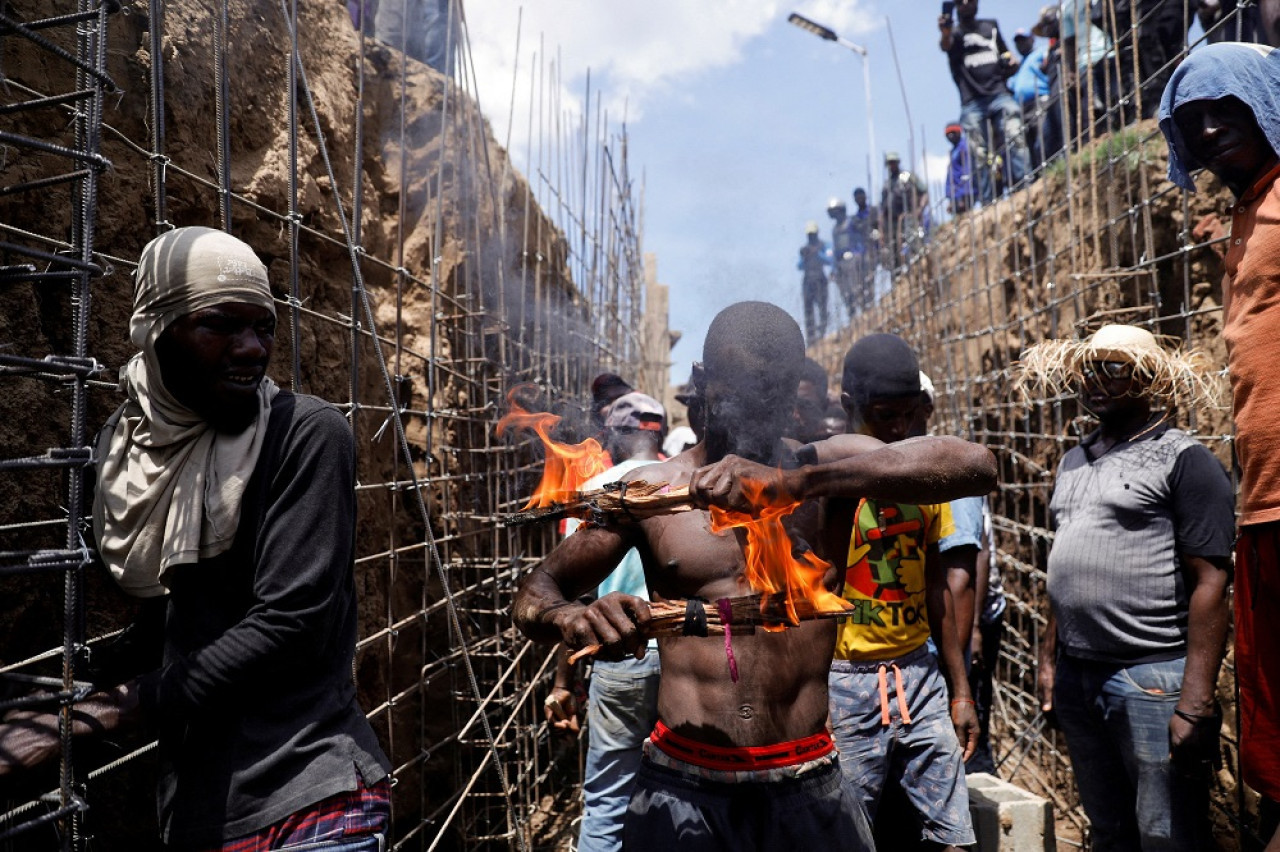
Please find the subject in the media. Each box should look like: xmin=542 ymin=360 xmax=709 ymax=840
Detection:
xmin=947 ymin=136 xmax=976 ymax=207
xmin=1009 ymin=46 xmax=1050 ymax=104
xmin=798 ymin=239 xmax=832 ymax=274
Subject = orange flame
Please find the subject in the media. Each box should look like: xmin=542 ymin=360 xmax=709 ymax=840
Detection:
xmin=495 ymin=387 xmax=611 ymax=510
xmin=710 ymin=478 xmax=852 ymax=627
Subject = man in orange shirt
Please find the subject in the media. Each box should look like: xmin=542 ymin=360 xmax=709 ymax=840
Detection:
xmin=1160 ymin=42 xmax=1280 ymax=852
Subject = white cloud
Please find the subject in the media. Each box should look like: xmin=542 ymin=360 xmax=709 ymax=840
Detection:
xmin=460 ymin=0 xmax=880 ymax=156
xmin=792 ymin=0 xmax=879 ymax=39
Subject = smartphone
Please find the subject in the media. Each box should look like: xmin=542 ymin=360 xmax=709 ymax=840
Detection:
xmin=942 ymin=1 xmax=955 ymax=18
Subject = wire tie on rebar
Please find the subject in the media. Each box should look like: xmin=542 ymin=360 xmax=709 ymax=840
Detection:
xmin=45 ymin=354 xmax=102 ymax=377
xmin=49 ymin=446 xmax=92 ymax=464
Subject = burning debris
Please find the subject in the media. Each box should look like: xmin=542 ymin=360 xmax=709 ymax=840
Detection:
xmin=566 ymin=592 xmax=855 ymax=664
xmin=494 ymin=388 xmax=611 ymax=509
xmin=498 ymin=387 xmax=853 ymax=654
xmin=501 ymin=479 xmax=695 ymax=526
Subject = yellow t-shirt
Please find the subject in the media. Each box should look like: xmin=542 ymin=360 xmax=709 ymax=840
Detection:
xmin=833 ymin=499 xmax=954 ymax=661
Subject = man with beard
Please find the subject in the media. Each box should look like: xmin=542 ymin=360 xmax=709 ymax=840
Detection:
xmin=61 ymin=227 xmax=391 ymax=849
xmin=514 ymin=301 xmax=996 ymax=849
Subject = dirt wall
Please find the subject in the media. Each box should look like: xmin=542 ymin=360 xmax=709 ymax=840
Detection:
xmin=1 ymin=1 xmax=586 ymax=848
xmin=810 ymin=125 xmax=1249 ymax=846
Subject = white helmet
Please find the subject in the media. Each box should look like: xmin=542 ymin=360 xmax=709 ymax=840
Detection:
xmin=827 ymin=196 xmax=847 ymax=212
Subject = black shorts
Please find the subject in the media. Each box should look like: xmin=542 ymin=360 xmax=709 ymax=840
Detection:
xmin=622 ymin=749 xmax=873 ymax=851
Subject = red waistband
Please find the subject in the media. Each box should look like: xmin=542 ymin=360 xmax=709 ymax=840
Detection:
xmin=649 ymin=720 xmax=834 ymax=772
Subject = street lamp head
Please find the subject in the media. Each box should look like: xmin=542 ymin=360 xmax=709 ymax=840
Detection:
xmin=788 ymin=12 xmax=837 ymax=42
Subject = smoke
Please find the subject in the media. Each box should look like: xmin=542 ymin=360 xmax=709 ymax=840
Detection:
xmin=703 ymin=385 xmax=794 ymax=465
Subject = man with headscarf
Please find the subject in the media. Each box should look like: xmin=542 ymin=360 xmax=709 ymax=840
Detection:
xmin=826 ymin=333 xmax=978 ymax=852
xmin=89 ymin=227 xmax=391 ymax=850
xmin=1018 ymin=324 xmax=1234 ymax=851
xmin=514 ymin=301 xmax=997 ymax=850
xmin=1159 ymin=44 xmax=1280 ymax=851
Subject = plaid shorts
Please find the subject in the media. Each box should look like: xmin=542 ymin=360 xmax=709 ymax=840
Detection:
xmin=201 ymin=776 xmax=391 ymax=852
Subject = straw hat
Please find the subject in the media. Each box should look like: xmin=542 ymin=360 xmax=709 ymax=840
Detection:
xmin=1082 ymin=324 xmax=1164 ymax=363
xmin=1014 ymin=323 xmax=1223 ymax=411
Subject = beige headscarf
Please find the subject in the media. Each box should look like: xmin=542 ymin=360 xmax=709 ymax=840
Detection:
xmin=92 ymin=227 xmax=279 ymax=597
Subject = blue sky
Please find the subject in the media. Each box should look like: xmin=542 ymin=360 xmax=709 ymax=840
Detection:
xmin=465 ymin=0 xmax=1039 ymax=388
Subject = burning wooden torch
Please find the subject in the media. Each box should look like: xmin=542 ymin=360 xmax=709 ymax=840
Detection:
xmin=496 ymin=389 xmax=853 ymax=670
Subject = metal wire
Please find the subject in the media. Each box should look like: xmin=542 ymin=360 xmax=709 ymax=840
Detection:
xmin=808 ymin=4 xmax=1253 ymax=844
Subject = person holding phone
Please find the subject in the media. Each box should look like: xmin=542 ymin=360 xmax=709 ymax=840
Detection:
xmin=939 ymin=0 xmax=1029 ymax=203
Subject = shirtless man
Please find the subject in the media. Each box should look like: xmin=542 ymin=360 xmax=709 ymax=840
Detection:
xmin=514 ymin=301 xmax=996 ymax=849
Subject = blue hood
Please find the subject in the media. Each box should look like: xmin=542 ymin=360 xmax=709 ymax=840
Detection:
xmin=1158 ymin=42 xmax=1280 ymax=191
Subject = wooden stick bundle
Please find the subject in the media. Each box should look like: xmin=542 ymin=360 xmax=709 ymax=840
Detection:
xmin=503 ymin=480 xmax=694 ymax=526
xmin=567 ymin=593 xmax=851 ymax=662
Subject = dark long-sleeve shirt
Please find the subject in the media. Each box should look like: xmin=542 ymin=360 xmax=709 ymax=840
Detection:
xmin=137 ymin=392 xmax=389 ymax=847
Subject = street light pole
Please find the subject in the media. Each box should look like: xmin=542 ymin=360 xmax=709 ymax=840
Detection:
xmin=787 ymin=12 xmax=877 ymax=199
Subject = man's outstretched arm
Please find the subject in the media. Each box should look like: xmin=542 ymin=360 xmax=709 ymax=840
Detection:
xmin=513 ymin=524 xmax=651 ymax=659
xmin=798 ymin=433 xmax=995 ymax=504
xmin=926 ymin=543 xmax=979 ymax=761
xmin=688 ymin=434 xmax=995 ymax=512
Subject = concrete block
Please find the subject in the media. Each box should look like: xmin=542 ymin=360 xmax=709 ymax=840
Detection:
xmin=967 ymin=772 xmax=1057 ymax=852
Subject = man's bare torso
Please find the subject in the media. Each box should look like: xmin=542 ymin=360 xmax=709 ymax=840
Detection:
xmin=618 ymin=450 xmax=835 ymax=748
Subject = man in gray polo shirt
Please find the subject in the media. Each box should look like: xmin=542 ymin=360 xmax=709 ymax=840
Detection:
xmin=1022 ymin=324 xmax=1233 ymax=851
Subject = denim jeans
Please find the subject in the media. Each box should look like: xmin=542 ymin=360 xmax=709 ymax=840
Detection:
xmin=959 ymin=92 xmax=1030 ymax=203
xmin=828 ymin=648 xmax=975 ymax=847
xmin=1053 ymin=654 xmax=1209 ymax=851
xmin=578 ymin=652 xmax=661 ymax=852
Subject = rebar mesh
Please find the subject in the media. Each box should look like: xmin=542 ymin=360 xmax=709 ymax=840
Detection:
xmin=0 ymin=1 xmax=653 ymax=849
xmin=2 ymin=1 xmax=1273 ymax=850
xmin=809 ymin=2 xmax=1261 ymax=847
